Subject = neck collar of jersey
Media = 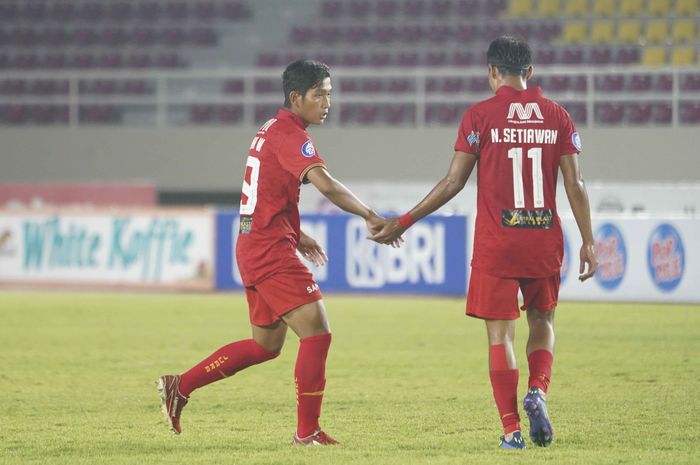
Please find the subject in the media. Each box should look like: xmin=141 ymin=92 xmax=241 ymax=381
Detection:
xmin=276 ymin=107 xmax=307 ymax=130
xmin=496 ymin=85 xmax=543 ymax=98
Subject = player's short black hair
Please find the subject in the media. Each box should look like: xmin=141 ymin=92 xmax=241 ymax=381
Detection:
xmin=282 ymin=60 xmax=331 ymax=108
xmin=487 ymin=36 xmax=532 ymax=78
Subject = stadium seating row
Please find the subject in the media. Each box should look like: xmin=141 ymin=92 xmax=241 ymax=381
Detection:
xmin=288 ymin=22 xmax=562 ymax=46
xmin=3 ymin=73 xmax=698 ymax=99
xmin=2 ymin=73 xmax=697 ymax=98
xmin=0 ymin=27 xmax=218 ymax=47
xmin=0 ymin=1 xmax=252 ymax=22
xmin=2 ymin=102 xmax=699 ymax=126
xmin=0 ymin=52 xmax=186 ymax=69
xmin=320 ymin=0 xmax=508 ymax=19
xmin=510 ymin=0 xmax=699 ymax=17
xmin=257 ymin=46 xmax=647 ymax=68
xmin=559 ymin=18 xmax=698 ymax=44
xmin=320 ymin=0 xmax=699 ymax=19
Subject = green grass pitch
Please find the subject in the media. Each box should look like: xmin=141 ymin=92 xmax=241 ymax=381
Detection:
xmin=1 ymin=291 xmax=698 ymax=465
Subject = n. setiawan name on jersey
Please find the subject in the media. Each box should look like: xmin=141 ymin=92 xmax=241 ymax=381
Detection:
xmin=490 ymin=128 xmax=558 ymax=145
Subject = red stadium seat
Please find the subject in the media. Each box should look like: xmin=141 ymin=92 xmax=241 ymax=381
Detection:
xmin=652 ymin=102 xmax=672 ymax=124
xmin=626 ymin=102 xmax=653 ymax=125
xmin=681 ymin=74 xmax=700 ymax=91
xmin=223 ymin=79 xmax=244 ymax=94
xmin=376 ymin=0 xmax=399 ymax=17
xmin=597 ymin=75 xmax=625 ymax=92
xmin=628 ymin=74 xmax=652 ymax=92
xmin=597 ymin=103 xmax=625 ymax=125
xmin=654 ymin=74 xmax=673 ymax=92
xmin=680 ymin=102 xmax=700 ymax=124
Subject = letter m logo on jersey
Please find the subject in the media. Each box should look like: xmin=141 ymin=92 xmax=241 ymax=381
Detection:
xmin=507 ymin=103 xmax=544 ymax=124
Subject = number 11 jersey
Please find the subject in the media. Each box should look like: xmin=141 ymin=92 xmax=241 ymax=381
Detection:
xmin=236 ymin=108 xmax=326 ymax=287
xmin=454 ymin=85 xmax=581 ymax=278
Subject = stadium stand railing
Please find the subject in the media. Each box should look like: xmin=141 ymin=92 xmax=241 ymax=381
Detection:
xmin=0 ymin=67 xmax=699 ymax=127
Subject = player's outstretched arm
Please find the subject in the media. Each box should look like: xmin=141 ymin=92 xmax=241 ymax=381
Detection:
xmin=297 ymin=230 xmax=328 ymax=267
xmin=305 ymin=166 xmax=401 ymax=247
xmin=560 ymin=154 xmax=597 ymax=281
xmin=370 ymin=151 xmax=476 ymax=244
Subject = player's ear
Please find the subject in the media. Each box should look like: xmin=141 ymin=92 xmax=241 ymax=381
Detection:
xmin=525 ymin=66 xmax=534 ymax=81
xmin=289 ymin=90 xmax=301 ymax=108
xmin=488 ymin=64 xmax=498 ymax=81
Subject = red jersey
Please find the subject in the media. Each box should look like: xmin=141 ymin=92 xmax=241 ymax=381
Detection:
xmin=454 ymin=86 xmax=581 ymax=278
xmin=236 ymin=108 xmax=325 ymax=286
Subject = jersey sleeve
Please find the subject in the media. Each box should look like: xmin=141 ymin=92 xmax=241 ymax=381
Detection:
xmin=454 ymin=107 xmax=481 ymax=156
xmin=559 ymin=107 xmax=582 ymax=156
xmin=276 ymin=131 xmax=326 ymax=182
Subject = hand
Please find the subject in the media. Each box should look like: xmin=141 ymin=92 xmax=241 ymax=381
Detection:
xmin=369 ymin=217 xmax=406 ymax=247
xmin=365 ymin=210 xmax=386 ymax=237
xmin=578 ymin=242 xmax=597 ymax=282
xmin=365 ymin=211 xmax=404 ymax=248
xmin=297 ymin=232 xmax=328 ymax=267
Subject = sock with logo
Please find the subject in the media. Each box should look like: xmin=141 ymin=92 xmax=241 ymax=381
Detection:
xmin=489 ymin=344 xmax=521 ymax=435
xmin=178 ymin=339 xmax=279 ymax=397
xmin=528 ymin=349 xmax=554 ymax=394
xmin=295 ymin=333 xmax=332 ymax=438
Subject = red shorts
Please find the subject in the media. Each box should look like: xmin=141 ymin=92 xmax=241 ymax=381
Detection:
xmin=245 ymin=264 xmax=323 ymax=327
xmin=466 ymin=268 xmax=560 ymax=320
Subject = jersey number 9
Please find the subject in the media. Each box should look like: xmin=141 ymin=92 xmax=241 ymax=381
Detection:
xmin=240 ymin=156 xmax=260 ymax=215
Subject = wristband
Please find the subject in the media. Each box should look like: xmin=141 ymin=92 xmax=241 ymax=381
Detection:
xmin=398 ymin=212 xmax=415 ymax=229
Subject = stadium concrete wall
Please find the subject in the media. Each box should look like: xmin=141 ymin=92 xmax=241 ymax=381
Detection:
xmin=1 ymin=127 xmax=699 ymax=190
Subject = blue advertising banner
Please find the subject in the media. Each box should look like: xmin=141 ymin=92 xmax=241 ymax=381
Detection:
xmin=216 ymin=211 xmax=469 ymax=295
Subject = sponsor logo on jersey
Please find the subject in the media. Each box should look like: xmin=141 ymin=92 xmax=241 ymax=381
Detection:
xmin=572 ymin=132 xmax=582 ymax=151
xmin=507 ymin=102 xmax=544 ymax=124
xmin=595 ymin=223 xmax=626 ymax=290
xmin=647 ymin=223 xmax=684 ymax=292
xmin=301 ymin=140 xmax=316 ymax=158
xmin=306 ymin=283 xmax=320 ymax=294
xmin=239 ymin=216 xmax=252 ymax=234
xmin=501 ymin=209 xmax=554 ymax=229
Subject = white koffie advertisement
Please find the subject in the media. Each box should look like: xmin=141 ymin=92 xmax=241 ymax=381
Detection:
xmin=0 ymin=209 xmax=214 ymax=290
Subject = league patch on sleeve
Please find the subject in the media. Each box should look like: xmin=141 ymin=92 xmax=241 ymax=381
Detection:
xmin=467 ymin=131 xmax=480 ymax=150
xmin=301 ymin=140 xmax=316 ymax=158
xmin=572 ymin=132 xmax=582 ymax=151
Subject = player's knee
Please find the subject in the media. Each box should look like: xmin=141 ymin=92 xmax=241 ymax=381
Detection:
xmin=527 ymin=308 xmax=555 ymax=323
xmin=252 ymin=338 xmax=284 ymax=357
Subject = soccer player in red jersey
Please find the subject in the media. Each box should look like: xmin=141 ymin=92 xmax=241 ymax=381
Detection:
xmin=158 ymin=60 xmax=393 ymax=446
xmin=370 ymin=37 xmax=598 ymax=448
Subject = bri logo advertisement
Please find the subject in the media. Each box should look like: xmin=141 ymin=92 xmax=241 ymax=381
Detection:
xmin=594 ymin=223 xmax=627 ymax=291
xmin=647 ymin=223 xmax=684 ymax=292
xmin=345 ymin=218 xmax=445 ymax=288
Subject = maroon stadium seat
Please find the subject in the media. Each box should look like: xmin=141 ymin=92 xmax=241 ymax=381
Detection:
xmin=597 ymin=103 xmax=625 ymax=125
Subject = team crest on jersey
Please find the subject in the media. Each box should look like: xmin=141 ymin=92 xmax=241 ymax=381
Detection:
xmin=301 ymin=140 xmax=316 ymax=158
xmin=507 ymin=102 xmax=544 ymax=124
xmin=572 ymin=132 xmax=582 ymax=151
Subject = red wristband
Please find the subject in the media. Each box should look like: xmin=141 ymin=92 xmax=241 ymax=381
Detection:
xmin=398 ymin=212 xmax=415 ymax=229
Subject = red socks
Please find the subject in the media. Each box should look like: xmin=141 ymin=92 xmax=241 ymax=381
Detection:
xmin=178 ymin=339 xmax=279 ymax=397
xmin=295 ymin=333 xmax=332 ymax=437
xmin=528 ymin=349 xmax=554 ymax=394
xmin=489 ymin=344 xmax=520 ymax=435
